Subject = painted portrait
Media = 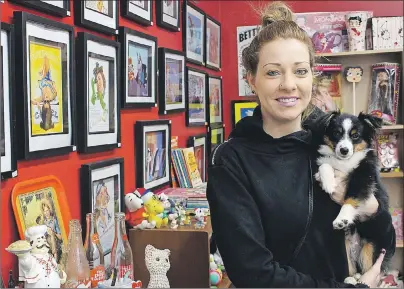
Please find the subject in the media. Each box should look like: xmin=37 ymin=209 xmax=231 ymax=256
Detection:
xmin=145 ymin=130 xmax=167 ymax=184
xmin=187 ymin=12 xmax=202 ymax=55
xmin=165 ymin=58 xmax=183 ymax=105
xmin=163 ymin=0 xmax=177 ymax=18
xmin=85 ymin=0 xmax=113 ymax=17
xmin=206 ymin=20 xmax=219 ymax=67
xmin=194 ymin=144 xmax=205 ymax=182
xmin=128 ymin=41 xmax=149 ymax=98
xmin=130 ymin=0 xmax=147 ymax=10
xmin=188 ymin=73 xmax=205 ymax=123
xmin=209 ymin=78 xmax=222 ymax=122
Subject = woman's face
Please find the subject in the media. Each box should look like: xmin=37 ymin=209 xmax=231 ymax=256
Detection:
xmin=248 ymin=38 xmax=313 ymax=124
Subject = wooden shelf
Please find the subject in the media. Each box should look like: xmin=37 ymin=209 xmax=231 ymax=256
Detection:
xmin=316 ymin=48 xmax=402 ymax=57
xmin=380 ymin=171 xmax=404 ymax=178
xmin=397 ymin=240 xmax=403 ymax=248
xmin=381 ymin=125 xmax=404 ymax=131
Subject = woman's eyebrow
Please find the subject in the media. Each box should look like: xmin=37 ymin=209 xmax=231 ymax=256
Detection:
xmin=263 ymin=61 xmax=310 ymax=68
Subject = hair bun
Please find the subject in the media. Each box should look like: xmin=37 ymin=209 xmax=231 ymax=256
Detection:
xmin=260 ymin=1 xmax=294 ymax=27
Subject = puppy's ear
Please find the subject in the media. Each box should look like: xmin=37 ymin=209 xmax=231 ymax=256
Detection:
xmin=358 ymin=112 xmax=383 ymax=130
xmin=307 ymin=109 xmax=340 ymax=136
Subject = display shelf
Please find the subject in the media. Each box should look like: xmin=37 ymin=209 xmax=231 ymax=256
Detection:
xmin=381 ymin=125 xmax=404 ymax=131
xmin=380 ymin=171 xmax=404 ymax=178
xmin=316 ymin=48 xmax=402 ymax=57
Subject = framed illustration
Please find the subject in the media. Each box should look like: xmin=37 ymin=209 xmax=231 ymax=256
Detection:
xmin=8 ymin=0 xmax=70 ymax=17
xmin=11 ymin=175 xmax=72 ymax=267
xmin=205 ymin=15 xmax=221 ymax=71
xmin=135 ymin=120 xmax=171 ymax=190
xmin=158 ymin=48 xmax=186 ymax=114
xmin=119 ymin=27 xmax=157 ymax=109
xmin=231 ymin=100 xmax=258 ymax=128
xmin=208 ymin=75 xmax=223 ymax=126
xmin=74 ymin=0 xmax=118 ymax=35
xmin=187 ymin=134 xmax=207 ymax=182
xmin=14 ymin=11 xmax=76 ymax=160
xmin=208 ymin=125 xmax=225 ymax=156
xmin=185 ymin=67 xmax=207 ymax=127
xmin=1 ymin=23 xmax=17 ymax=180
xmin=76 ymin=32 xmax=121 ymax=154
xmin=121 ymin=0 xmax=153 ymax=26
xmin=183 ymin=0 xmax=205 ymax=65
xmin=156 ymin=0 xmax=181 ymax=31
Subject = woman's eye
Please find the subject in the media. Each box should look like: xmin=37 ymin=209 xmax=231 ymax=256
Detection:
xmin=266 ymin=70 xmax=280 ymax=77
xmin=296 ymin=69 xmax=308 ymax=75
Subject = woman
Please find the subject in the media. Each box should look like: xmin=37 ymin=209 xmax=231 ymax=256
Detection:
xmin=206 ymin=2 xmax=395 ymax=288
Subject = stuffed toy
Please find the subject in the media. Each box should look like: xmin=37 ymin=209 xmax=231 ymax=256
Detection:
xmin=125 ymin=189 xmax=156 ymax=229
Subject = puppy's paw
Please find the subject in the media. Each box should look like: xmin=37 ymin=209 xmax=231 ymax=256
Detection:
xmin=333 ymin=216 xmax=354 ymax=230
xmin=322 ymin=178 xmax=337 ymax=195
xmin=314 ymin=172 xmax=321 ymax=182
xmin=317 ymin=164 xmax=336 ymax=194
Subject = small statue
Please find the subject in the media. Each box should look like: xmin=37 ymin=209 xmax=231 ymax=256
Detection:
xmin=145 ymin=245 xmax=171 ymax=288
xmin=194 ymin=208 xmax=207 ymax=229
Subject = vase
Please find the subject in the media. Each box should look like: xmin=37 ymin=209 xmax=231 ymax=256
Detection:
xmin=345 ymin=12 xmax=368 ymax=51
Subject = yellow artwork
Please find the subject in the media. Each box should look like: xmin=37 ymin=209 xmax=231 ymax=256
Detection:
xmin=233 ymin=101 xmax=258 ymax=127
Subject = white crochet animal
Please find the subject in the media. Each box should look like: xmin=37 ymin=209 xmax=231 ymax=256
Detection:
xmin=145 ymin=244 xmax=171 ymax=288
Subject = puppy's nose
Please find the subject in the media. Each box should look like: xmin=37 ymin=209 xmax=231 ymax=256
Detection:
xmin=340 ymin=147 xmax=349 ymax=155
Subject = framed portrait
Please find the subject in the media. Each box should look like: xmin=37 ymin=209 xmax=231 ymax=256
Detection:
xmin=156 ymin=0 xmax=181 ymax=31
xmin=185 ymin=67 xmax=207 ymax=127
xmin=1 ymin=23 xmax=17 ymax=180
xmin=231 ymin=100 xmax=258 ymax=129
xmin=208 ymin=75 xmax=223 ymax=126
xmin=121 ymin=0 xmax=153 ymax=26
xmin=135 ymin=120 xmax=171 ymax=190
xmin=76 ymin=32 xmax=121 ymax=154
xmin=183 ymin=0 xmax=205 ymax=65
xmin=208 ymin=125 xmax=225 ymax=157
xmin=80 ymin=157 xmax=124 ymax=265
xmin=75 ymin=0 xmax=118 ymax=35
xmin=158 ymin=48 xmax=186 ymax=114
xmin=119 ymin=27 xmax=157 ymax=109
xmin=187 ymin=134 xmax=207 ymax=182
xmin=14 ymin=11 xmax=76 ymax=160
xmin=205 ymin=16 xmax=221 ymax=71
xmin=8 ymin=0 xmax=70 ymax=17
xmin=11 ymin=175 xmax=72 ymax=267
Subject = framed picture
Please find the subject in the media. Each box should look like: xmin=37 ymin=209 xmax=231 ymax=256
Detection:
xmin=208 ymin=75 xmax=223 ymax=126
xmin=156 ymin=0 xmax=181 ymax=31
xmin=158 ymin=48 xmax=186 ymax=114
xmin=185 ymin=67 xmax=207 ymax=127
xmin=80 ymin=157 xmax=124 ymax=265
xmin=121 ymin=0 xmax=153 ymax=26
xmin=135 ymin=120 xmax=171 ymax=190
xmin=231 ymin=100 xmax=258 ymax=128
xmin=11 ymin=175 xmax=72 ymax=267
xmin=14 ymin=11 xmax=76 ymax=160
xmin=75 ymin=0 xmax=118 ymax=35
xmin=183 ymin=0 xmax=205 ymax=65
xmin=76 ymin=32 xmax=121 ymax=154
xmin=208 ymin=125 xmax=225 ymax=156
xmin=1 ymin=23 xmax=17 ymax=180
xmin=8 ymin=0 xmax=70 ymax=17
xmin=187 ymin=134 xmax=207 ymax=182
xmin=119 ymin=27 xmax=157 ymax=109
xmin=205 ymin=15 xmax=221 ymax=71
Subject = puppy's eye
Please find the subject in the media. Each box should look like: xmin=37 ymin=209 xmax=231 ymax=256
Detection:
xmin=351 ymin=133 xmax=359 ymax=139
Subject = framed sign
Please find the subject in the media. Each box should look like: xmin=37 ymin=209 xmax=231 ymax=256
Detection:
xmin=1 ymin=23 xmax=17 ymax=179
xmin=8 ymin=0 xmax=70 ymax=17
xmin=156 ymin=0 xmax=180 ymax=31
xmin=205 ymin=15 xmax=221 ymax=71
xmin=76 ymin=32 xmax=121 ymax=154
xmin=208 ymin=125 xmax=224 ymax=157
xmin=183 ymin=0 xmax=205 ymax=65
xmin=14 ymin=11 xmax=76 ymax=160
xmin=119 ymin=27 xmax=157 ymax=109
xmin=231 ymin=100 xmax=258 ymax=128
xmin=185 ymin=67 xmax=207 ymax=127
xmin=208 ymin=75 xmax=223 ymax=126
xmin=121 ymin=0 xmax=153 ymax=26
xmin=187 ymin=134 xmax=207 ymax=182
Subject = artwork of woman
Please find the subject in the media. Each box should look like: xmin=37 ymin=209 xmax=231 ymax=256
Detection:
xmin=91 ymin=62 xmax=107 ymax=121
xmin=94 ymin=181 xmax=112 ymax=234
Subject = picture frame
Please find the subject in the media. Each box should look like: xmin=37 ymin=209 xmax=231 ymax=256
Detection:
xmin=187 ymin=134 xmax=207 ymax=182
xmin=8 ymin=0 xmax=70 ymax=17
xmin=185 ymin=66 xmax=207 ymax=127
xmin=1 ymin=23 xmax=17 ymax=180
xmin=208 ymin=75 xmax=223 ymax=126
xmin=74 ymin=0 xmax=119 ymax=35
xmin=183 ymin=0 xmax=205 ymax=66
xmin=121 ymin=0 xmax=153 ymax=26
xmin=208 ymin=125 xmax=225 ymax=157
xmin=76 ymin=32 xmax=121 ymax=154
xmin=205 ymin=15 xmax=221 ymax=71
xmin=231 ymin=100 xmax=258 ymax=129
xmin=156 ymin=0 xmax=181 ymax=32
xmin=119 ymin=27 xmax=157 ymax=109
xmin=135 ymin=120 xmax=171 ymax=191
xmin=11 ymin=175 xmax=72 ymax=267
xmin=80 ymin=157 xmax=124 ymax=265
xmin=13 ymin=11 xmax=76 ymax=160
xmin=158 ymin=48 xmax=186 ymax=115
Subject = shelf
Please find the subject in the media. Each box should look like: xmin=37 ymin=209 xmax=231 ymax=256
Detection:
xmin=380 ymin=171 xmax=404 ymax=178
xmin=397 ymin=240 xmax=403 ymax=248
xmin=381 ymin=125 xmax=404 ymax=131
xmin=316 ymin=48 xmax=403 ymax=57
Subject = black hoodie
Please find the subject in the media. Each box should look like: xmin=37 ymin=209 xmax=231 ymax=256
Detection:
xmin=206 ymin=106 xmax=395 ymax=288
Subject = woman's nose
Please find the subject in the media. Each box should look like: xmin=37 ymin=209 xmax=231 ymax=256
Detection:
xmin=280 ymin=73 xmax=297 ymax=92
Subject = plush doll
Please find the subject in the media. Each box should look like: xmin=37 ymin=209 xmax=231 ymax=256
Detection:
xmin=125 ymin=189 xmax=156 ymax=229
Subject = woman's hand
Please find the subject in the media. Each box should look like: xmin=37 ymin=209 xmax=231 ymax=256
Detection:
xmin=357 ymin=249 xmax=386 ymax=288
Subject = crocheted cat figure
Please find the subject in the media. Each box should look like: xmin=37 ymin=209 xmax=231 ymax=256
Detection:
xmin=145 ymin=244 xmax=171 ymax=288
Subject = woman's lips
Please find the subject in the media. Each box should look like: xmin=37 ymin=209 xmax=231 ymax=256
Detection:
xmin=276 ymin=97 xmax=298 ymax=107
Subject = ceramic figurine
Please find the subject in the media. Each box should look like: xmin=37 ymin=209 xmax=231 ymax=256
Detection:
xmin=194 ymin=208 xmax=207 ymax=229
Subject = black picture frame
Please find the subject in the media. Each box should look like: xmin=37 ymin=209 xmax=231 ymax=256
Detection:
xmin=135 ymin=120 xmax=172 ymax=191
xmin=187 ymin=134 xmax=207 ymax=182
xmin=207 ymin=124 xmax=225 ymax=158
xmin=185 ymin=66 xmax=207 ymax=127
xmin=158 ymin=47 xmax=186 ymax=115
xmin=231 ymin=99 xmax=258 ymax=129
xmin=118 ymin=26 xmax=158 ymax=109
xmin=13 ymin=11 xmax=76 ymax=160
xmin=121 ymin=0 xmax=153 ymax=26
xmin=74 ymin=0 xmax=119 ymax=36
xmin=156 ymin=0 xmax=181 ymax=32
xmin=1 ymin=23 xmax=17 ymax=180
xmin=76 ymin=32 xmax=121 ymax=154
xmin=207 ymin=75 xmax=223 ymax=126
xmin=205 ymin=15 xmax=221 ymax=71
xmin=8 ymin=0 xmax=70 ymax=17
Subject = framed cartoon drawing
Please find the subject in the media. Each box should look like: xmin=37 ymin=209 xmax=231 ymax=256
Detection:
xmin=231 ymin=100 xmax=258 ymax=128
xmin=183 ymin=0 xmax=205 ymax=65
xmin=75 ymin=0 xmax=118 ymax=35
xmin=8 ymin=0 xmax=70 ymax=17
xmin=13 ymin=11 xmax=76 ymax=160
xmin=185 ymin=67 xmax=207 ymax=127
xmin=208 ymin=125 xmax=224 ymax=156
xmin=119 ymin=27 xmax=157 ymax=109
xmin=135 ymin=120 xmax=171 ymax=190
xmin=1 ymin=23 xmax=17 ymax=180
xmin=158 ymin=48 xmax=186 ymax=114
xmin=208 ymin=75 xmax=223 ymax=126
xmin=76 ymin=32 xmax=121 ymax=154
xmin=11 ymin=175 xmax=72 ymax=267
xmin=205 ymin=16 xmax=221 ymax=71
xmin=121 ymin=0 xmax=153 ymax=26
xmin=187 ymin=134 xmax=207 ymax=182
xmin=156 ymin=0 xmax=180 ymax=31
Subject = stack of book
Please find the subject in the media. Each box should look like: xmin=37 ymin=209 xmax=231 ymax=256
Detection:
xmin=158 ymin=185 xmax=208 ymax=214
xmin=171 ymin=147 xmax=204 ymax=189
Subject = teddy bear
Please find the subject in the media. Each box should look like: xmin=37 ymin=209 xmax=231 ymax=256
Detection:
xmin=124 ymin=190 xmax=156 ymax=230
